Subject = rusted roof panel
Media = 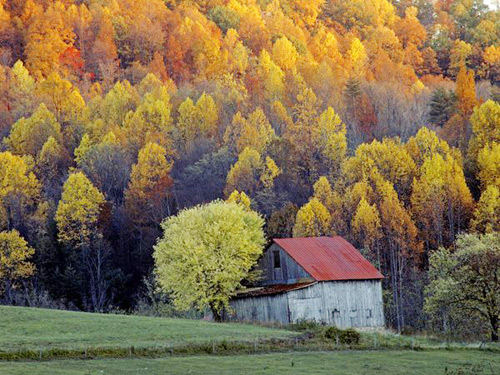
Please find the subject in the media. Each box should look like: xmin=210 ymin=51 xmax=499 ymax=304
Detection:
xmin=235 ymin=282 xmax=316 ymax=298
xmin=273 ymin=237 xmax=384 ymax=281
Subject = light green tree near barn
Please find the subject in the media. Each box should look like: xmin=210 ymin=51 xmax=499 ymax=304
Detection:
xmin=153 ymin=200 xmax=265 ymax=321
xmin=425 ymin=233 xmax=500 ymax=342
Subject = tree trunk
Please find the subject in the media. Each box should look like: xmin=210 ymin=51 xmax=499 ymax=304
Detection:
xmin=211 ymin=306 xmax=222 ymax=322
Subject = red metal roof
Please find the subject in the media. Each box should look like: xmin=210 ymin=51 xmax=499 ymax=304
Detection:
xmin=273 ymin=237 xmax=384 ymax=281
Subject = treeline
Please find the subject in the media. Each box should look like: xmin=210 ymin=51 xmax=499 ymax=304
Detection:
xmin=0 ymin=0 xmax=499 ymax=335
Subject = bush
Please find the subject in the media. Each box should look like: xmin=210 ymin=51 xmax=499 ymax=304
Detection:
xmin=339 ymin=328 xmax=360 ymax=345
xmin=324 ymin=326 xmax=341 ymax=339
xmin=323 ymin=326 xmax=360 ymax=345
xmin=288 ymin=320 xmax=323 ymax=332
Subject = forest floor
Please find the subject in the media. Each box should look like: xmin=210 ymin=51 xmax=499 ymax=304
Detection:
xmin=1 ymin=306 xmax=499 ymax=374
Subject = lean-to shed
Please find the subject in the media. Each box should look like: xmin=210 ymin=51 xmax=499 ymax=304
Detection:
xmin=228 ymin=237 xmax=385 ymax=328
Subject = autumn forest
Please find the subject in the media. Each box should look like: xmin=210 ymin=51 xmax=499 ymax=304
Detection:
xmin=0 ymin=0 xmax=500 ymax=339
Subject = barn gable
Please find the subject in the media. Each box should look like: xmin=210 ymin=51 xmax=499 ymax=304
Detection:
xmin=257 ymin=243 xmax=312 ymax=286
xmin=258 ymin=237 xmax=383 ymax=286
xmin=274 ymin=237 xmax=384 ymax=281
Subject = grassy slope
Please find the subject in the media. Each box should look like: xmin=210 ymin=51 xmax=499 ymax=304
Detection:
xmin=0 ymin=306 xmax=296 ymax=352
xmin=1 ymin=351 xmax=499 ymax=375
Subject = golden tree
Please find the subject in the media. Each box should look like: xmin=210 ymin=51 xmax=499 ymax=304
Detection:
xmin=470 ymin=185 xmax=500 ymax=234
xmin=0 ymin=230 xmax=35 ymax=297
xmin=55 ymin=172 xmax=105 ymax=248
xmin=125 ymin=142 xmax=173 ymax=227
xmin=293 ymin=198 xmax=332 ymax=237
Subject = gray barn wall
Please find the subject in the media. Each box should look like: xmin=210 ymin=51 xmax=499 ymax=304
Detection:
xmin=257 ymin=243 xmax=311 ymax=285
xmin=229 ymin=280 xmax=384 ymax=328
xmin=229 ymin=292 xmax=290 ymax=325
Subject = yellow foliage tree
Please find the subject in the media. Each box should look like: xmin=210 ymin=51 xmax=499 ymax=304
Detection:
xmin=411 ymin=154 xmax=474 ymax=250
xmin=196 ymin=92 xmax=219 ymax=139
xmin=257 ymin=49 xmax=285 ymax=102
xmin=225 ymin=147 xmax=281 ymax=197
xmin=9 ymin=60 xmax=36 ymax=120
xmin=293 ymin=197 xmax=332 ymax=237
xmin=124 ymin=142 xmax=173 ymax=227
xmin=25 ymin=1 xmax=75 ymax=78
xmin=225 ymin=147 xmax=262 ymax=196
xmin=0 ymin=230 xmax=35 ymax=296
xmin=469 ymin=100 xmax=500 ymax=160
xmin=352 ymin=197 xmax=382 ymax=262
xmin=36 ymin=136 xmax=68 ymax=186
xmin=405 ymin=126 xmax=454 ymax=167
xmin=260 ymin=156 xmax=281 ymax=190
xmin=74 ymin=133 xmax=93 ymax=165
xmin=124 ymin=86 xmax=173 ymax=152
xmin=237 ymin=107 xmax=275 ymax=154
xmin=318 ymin=107 xmax=347 ymax=178
xmin=272 ymin=36 xmax=298 ymax=71
xmin=470 ymin=185 xmax=500 ymax=234
xmin=55 ymin=172 xmax=105 ymax=248
xmin=449 ymin=40 xmax=472 ymax=76
xmin=346 ymin=37 xmax=368 ymax=78
xmin=0 ymin=151 xmax=43 ymax=232
xmin=477 ymin=142 xmax=500 ymax=189
xmin=153 ymin=200 xmax=265 ymax=320
xmin=5 ymin=104 xmax=62 ymax=157
xmin=37 ymin=72 xmax=85 ymax=125
xmin=455 ymin=64 xmax=478 ymax=117
xmin=226 ymin=190 xmax=251 ymax=211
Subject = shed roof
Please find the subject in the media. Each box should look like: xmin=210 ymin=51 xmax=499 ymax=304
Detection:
xmin=235 ymin=281 xmax=316 ymax=298
xmin=273 ymin=237 xmax=384 ymax=281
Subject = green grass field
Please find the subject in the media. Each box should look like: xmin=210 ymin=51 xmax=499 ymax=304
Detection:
xmin=0 ymin=305 xmax=296 ymax=353
xmin=1 ymin=306 xmax=499 ymax=375
xmin=1 ymin=351 xmax=499 ymax=375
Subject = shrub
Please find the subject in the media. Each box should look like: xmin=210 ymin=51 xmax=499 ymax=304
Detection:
xmin=324 ymin=326 xmax=341 ymax=339
xmin=288 ymin=320 xmax=323 ymax=332
xmin=339 ymin=328 xmax=360 ymax=345
xmin=323 ymin=326 xmax=360 ymax=345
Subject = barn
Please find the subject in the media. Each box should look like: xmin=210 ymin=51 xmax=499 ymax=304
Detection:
xmin=228 ymin=236 xmax=385 ymax=328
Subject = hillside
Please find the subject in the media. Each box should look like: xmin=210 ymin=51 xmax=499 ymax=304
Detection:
xmin=0 ymin=306 xmax=297 ymax=353
xmin=0 ymin=306 xmax=499 ymax=374
xmin=0 ymin=0 xmax=499 ymax=339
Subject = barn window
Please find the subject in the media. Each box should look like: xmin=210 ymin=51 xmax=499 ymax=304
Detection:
xmin=273 ymin=250 xmax=281 ymax=268
xmin=366 ymin=309 xmax=373 ymax=318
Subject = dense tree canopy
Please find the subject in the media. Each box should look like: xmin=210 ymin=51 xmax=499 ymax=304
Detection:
xmin=0 ymin=0 xmax=498 ymax=338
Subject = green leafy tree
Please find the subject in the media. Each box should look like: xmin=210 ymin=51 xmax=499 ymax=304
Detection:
xmin=153 ymin=200 xmax=265 ymax=320
xmin=425 ymin=233 xmax=500 ymax=342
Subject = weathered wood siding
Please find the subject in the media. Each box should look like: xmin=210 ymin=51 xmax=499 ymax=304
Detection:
xmin=257 ymin=243 xmax=311 ymax=285
xmin=287 ymin=280 xmax=384 ymax=328
xmin=229 ymin=292 xmax=290 ymax=324
xmin=229 ymin=280 xmax=384 ymax=328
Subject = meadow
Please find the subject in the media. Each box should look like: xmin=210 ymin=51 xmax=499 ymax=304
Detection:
xmin=1 ymin=306 xmax=500 ymax=374
xmin=1 ymin=350 xmax=499 ymax=375
xmin=0 ymin=306 xmax=297 ymax=353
